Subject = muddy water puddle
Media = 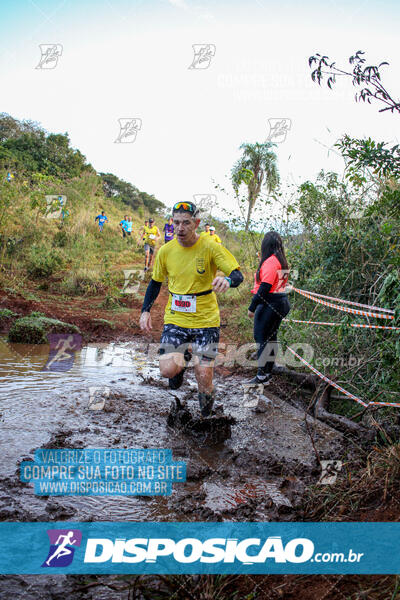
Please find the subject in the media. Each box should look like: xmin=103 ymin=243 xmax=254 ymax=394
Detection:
xmin=0 ymin=337 xmax=344 ymax=523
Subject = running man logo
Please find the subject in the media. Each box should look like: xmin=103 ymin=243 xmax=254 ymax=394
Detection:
xmin=193 ymin=194 xmax=217 ymax=218
xmin=318 ymin=460 xmax=343 ymax=485
xmin=114 ymin=118 xmax=142 ymax=143
xmin=267 ymin=118 xmax=291 ymax=144
xmin=242 ymin=383 xmax=264 ymax=408
xmin=42 ymin=529 xmax=82 ymax=568
xmin=188 ymin=44 xmax=216 ymax=70
xmin=122 ymin=269 xmax=145 ymax=294
xmin=42 ymin=334 xmax=82 ymax=372
xmin=195 ymin=257 xmax=206 ymax=275
xmin=277 ymin=268 xmax=298 ymax=292
xmin=88 ymin=386 xmax=110 ymax=411
xmin=35 ymin=44 xmax=63 ymax=69
xmin=45 ymin=195 xmax=67 ymax=219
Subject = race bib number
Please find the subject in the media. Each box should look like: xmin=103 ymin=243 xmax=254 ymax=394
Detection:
xmin=171 ymin=294 xmax=197 ymax=313
xmin=149 ymin=234 xmax=156 ymax=240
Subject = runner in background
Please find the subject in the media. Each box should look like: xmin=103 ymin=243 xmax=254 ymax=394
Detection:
xmin=125 ymin=216 xmax=133 ymax=240
xmin=200 ymin=223 xmax=210 ymax=237
xmin=142 ymin=217 xmax=161 ymax=272
xmin=248 ymin=231 xmax=291 ymax=384
xmin=209 ymin=226 xmax=222 ymax=244
xmin=95 ymin=211 xmax=108 ymax=233
xmin=139 ymin=201 xmax=243 ymax=417
xmin=138 ymin=220 xmax=149 ymax=246
xmin=119 ymin=215 xmax=128 ymax=238
xmin=163 ymin=216 xmax=175 ymax=243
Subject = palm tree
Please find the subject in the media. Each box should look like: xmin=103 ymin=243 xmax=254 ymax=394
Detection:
xmin=231 ymin=142 xmax=279 ymax=231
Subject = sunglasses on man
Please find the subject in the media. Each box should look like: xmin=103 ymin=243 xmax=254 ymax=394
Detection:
xmin=173 ymin=202 xmax=198 ymax=215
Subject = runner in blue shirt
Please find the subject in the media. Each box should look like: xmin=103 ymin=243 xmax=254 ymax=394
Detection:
xmin=119 ymin=215 xmax=128 ymax=238
xmin=163 ymin=216 xmax=174 ymax=243
xmin=95 ymin=211 xmax=108 ymax=232
xmin=125 ymin=217 xmax=133 ymax=237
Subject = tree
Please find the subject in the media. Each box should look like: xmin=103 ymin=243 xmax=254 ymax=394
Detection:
xmin=0 ymin=114 xmax=92 ymax=178
xmin=231 ymin=142 xmax=279 ymax=231
xmin=308 ymin=51 xmax=400 ymax=114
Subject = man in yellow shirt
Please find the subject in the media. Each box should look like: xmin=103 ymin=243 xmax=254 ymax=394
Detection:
xmin=199 ymin=223 xmax=210 ymax=237
xmin=139 ymin=201 xmax=243 ymax=417
xmin=141 ymin=217 xmax=161 ymax=272
xmin=209 ymin=226 xmax=222 ymax=244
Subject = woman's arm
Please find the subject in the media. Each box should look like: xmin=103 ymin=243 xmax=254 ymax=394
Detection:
xmin=248 ymin=282 xmax=272 ymax=313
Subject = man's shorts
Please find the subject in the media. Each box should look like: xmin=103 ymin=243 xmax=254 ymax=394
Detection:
xmin=159 ymin=324 xmax=220 ymax=363
xmin=144 ymin=243 xmax=154 ymax=254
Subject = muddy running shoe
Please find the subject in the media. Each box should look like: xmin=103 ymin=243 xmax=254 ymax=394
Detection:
xmin=168 ymin=349 xmax=192 ymax=390
xmin=199 ymin=391 xmax=215 ymax=418
xmin=248 ymin=373 xmax=272 ymax=385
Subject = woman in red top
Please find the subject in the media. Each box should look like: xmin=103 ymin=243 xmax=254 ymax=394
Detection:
xmin=248 ymin=231 xmax=291 ymax=383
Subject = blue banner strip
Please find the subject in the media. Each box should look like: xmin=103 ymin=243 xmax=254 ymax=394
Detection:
xmin=0 ymin=522 xmax=399 ymax=574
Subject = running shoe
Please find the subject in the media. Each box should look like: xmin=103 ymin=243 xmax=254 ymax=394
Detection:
xmin=248 ymin=373 xmax=272 ymax=385
xmin=199 ymin=391 xmax=215 ymax=417
xmin=168 ymin=349 xmax=192 ymax=390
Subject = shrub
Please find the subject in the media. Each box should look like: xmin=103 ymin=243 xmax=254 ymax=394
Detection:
xmin=26 ymin=246 xmax=63 ymax=278
xmin=8 ymin=313 xmax=80 ymax=344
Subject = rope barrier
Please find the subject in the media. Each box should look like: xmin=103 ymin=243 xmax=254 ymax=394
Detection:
xmin=286 ymin=347 xmax=400 ymax=408
xmin=293 ymin=288 xmax=395 ymax=314
xmin=293 ymin=288 xmax=395 ymax=320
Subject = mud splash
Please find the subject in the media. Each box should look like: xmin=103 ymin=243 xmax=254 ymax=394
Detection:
xmin=0 ymin=336 xmax=347 ymax=527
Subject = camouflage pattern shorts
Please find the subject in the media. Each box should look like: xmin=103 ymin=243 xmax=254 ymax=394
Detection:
xmin=159 ymin=324 xmax=220 ymax=362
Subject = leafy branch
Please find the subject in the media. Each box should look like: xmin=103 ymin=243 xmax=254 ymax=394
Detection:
xmin=309 ymin=50 xmax=400 ymax=114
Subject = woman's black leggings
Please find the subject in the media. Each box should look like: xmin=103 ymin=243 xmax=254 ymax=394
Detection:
xmin=253 ymin=293 xmax=291 ymax=375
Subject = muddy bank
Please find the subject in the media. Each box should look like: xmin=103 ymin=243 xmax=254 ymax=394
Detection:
xmin=0 ymin=338 xmax=348 ymax=525
xmin=0 ymin=338 xmax=362 ymax=599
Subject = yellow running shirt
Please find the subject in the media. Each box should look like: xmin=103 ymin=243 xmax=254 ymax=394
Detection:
xmin=209 ymin=233 xmax=222 ymax=244
xmin=143 ymin=225 xmax=159 ymax=246
xmin=152 ymin=235 xmax=240 ymax=328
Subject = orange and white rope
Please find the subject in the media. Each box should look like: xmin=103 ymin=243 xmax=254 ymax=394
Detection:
xmin=293 ymin=288 xmax=394 ymax=320
xmin=294 ymin=288 xmax=395 ymax=314
xmin=287 ymin=347 xmax=400 ymax=409
xmin=283 ymin=318 xmax=400 ymax=331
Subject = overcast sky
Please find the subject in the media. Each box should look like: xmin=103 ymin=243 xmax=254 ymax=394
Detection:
xmin=0 ymin=0 xmax=399 ymax=216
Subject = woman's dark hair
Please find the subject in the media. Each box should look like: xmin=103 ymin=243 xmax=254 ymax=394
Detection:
xmin=256 ymin=231 xmax=289 ymax=283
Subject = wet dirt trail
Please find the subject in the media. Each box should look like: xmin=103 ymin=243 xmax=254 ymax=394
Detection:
xmin=0 ymin=337 xmax=345 ymax=526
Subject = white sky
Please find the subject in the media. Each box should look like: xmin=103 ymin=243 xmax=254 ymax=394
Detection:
xmin=0 ymin=0 xmax=399 ymax=216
